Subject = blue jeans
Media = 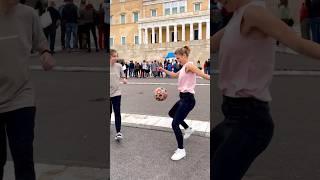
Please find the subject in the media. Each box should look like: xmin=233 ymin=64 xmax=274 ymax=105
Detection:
xmin=310 ymin=18 xmax=320 ymax=43
xmin=65 ymin=23 xmax=78 ymax=49
xmin=169 ymin=92 xmax=195 ymax=149
xmin=212 ymin=96 xmax=274 ymax=180
xmin=0 ymin=107 xmax=36 ymax=180
xmin=110 ymin=96 xmax=121 ymax=133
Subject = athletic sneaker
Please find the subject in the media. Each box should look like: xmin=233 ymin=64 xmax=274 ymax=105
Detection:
xmin=115 ymin=132 xmax=123 ymax=141
xmin=184 ymin=127 xmax=194 ymax=139
xmin=171 ymin=148 xmax=186 ymax=161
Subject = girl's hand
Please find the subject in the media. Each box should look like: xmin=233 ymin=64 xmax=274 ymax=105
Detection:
xmin=158 ymin=67 xmax=165 ymax=72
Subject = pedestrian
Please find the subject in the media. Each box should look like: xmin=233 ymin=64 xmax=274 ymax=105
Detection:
xmin=43 ymin=1 xmax=61 ymax=54
xmin=134 ymin=62 xmax=140 ymax=78
xmin=0 ymin=1 xmax=55 ymax=179
xmin=122 ymin=62 xmax=128 ymax=79
xmin=206 ymin=59 xmax=210 ymax=75
xmin=78 ymin=1 xmax=87 ymax=50
xmin=159 ymin=46 xmax=210 ymax=161
xmin=97 ymin=3 xmax=105 ymax=50
xmin=103 ymin=1 xmax=109 ymax=52
xmin=129 ymin=61 xmax=134 ymax=78
xmin=212 ymin=1 xmax=224 ymax=35
xmin=58 ymin=1 xmax=66 ymax=50
xmin=83 ymin=3 xmax=99 ymax=52
xmin=159 ymin=62 xmax=163 ymax=78
xmin=300 ymin=0 xmax=311 ymax=40
xmin=308 ymin=0 xmax=320 ymax=43
xmin=212 ymin=0 xmax=320 ymax=179
xmin=197 ymin=60 xmax=202 ymax=71
xmin=62 ymin=0 xmax=79 ymax=52
xmin=110 ymin=49 xmax=127 ymax=141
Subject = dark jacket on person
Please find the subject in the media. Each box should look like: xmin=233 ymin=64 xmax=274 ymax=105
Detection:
xmin=47 ymin=7 xmax=61 ymax=29
xmin=62 ymin=3 xmax=78 ymax=23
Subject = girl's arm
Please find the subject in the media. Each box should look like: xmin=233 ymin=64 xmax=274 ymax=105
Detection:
xmin=186 ymin=63 xmax=210 ymax=80
xmin=159 ymin=67 xmax=179 ymax=78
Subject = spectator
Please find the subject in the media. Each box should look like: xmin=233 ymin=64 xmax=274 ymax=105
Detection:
xmin=300 ymin=0 xmax=311 ymax=40
xmin=97 ymin=3 xmax=105 ymax=50
xmin=58 ymin=0 xmax=66 ymax=50
xmin=83 ymin=3 xmax=99 ymax=52
xmin=62 ymin=0 xmax=79 ymax=52
xmin=308 ymin=0 xmax=320 ymax=43
xmin=44 ymin=1 xmax=61 ymax=54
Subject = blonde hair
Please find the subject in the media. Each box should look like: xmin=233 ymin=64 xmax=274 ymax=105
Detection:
xmin=110 ymin=49 xmax=117 ymax=56
xmin=174 ymin=46 xmax=191 ymax=57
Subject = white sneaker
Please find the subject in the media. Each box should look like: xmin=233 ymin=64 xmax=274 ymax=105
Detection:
xmin=171 ymin=148 xmax=186 ymax=161
xmin=184 ymin=127 xmax=194 ymax=139
xmin=115 ymin=132 xmax=123 ymax=141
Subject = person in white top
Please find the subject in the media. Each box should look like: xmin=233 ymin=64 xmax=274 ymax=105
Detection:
xmin=0 ymin=0 xmax=55 ymax=179
xmin=110 ymin=49 xmax=127 ymax=141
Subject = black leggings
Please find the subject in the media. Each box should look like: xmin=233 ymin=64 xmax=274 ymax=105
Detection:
xmin=110 ymin=96 xmax=121 ymax=133
xmin=212 ymin=96 xmax=274 ymax=180
xmin=169 ymin=92 xmax=195 ymax=149
xmin=0 ymin=107 xmax=36 ymax=180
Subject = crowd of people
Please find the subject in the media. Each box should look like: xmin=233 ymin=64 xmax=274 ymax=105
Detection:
xmin=117 ymin=59 xmax=211 ymax=79
xmin=299 ymin=0 xmax=320 ymax=43
xmin=32 ymin=0 xmax=108 ymax=54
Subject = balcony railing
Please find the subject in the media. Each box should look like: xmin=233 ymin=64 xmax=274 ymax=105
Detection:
xmin=138 ymin=10 xmax=210 ymax=23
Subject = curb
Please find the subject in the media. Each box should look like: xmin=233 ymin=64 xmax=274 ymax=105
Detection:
xmin=111 ymin=121 xmax=210 ymax=138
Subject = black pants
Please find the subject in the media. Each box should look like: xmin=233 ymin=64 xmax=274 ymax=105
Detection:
xmin=212 ymin=96 xmax=274 ymax=180
xmin=85 ymin=23 xmax=99 ymax=51
xmin=78 ymin=24 xmax=86 ymax=49
xmin=103 ymin=23 xmax=109 ymax=51
xmin=169 ymin=93 xmax=195 ymax=149
xmin=0 ymin=107 xmax=36 ymax=180
xmin=61 ymin=23 xmax=66 ymax=49
xmin=110 ymin=96 xmax=121 ymax=133
xmin=44 ymin=26 xmax=57 ymax=52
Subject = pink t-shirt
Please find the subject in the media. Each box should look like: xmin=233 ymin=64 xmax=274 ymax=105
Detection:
xmin=178 ymin=62 xmax=196 ymax=94
xmin=218 ymin=0 xmax=275 ymax=102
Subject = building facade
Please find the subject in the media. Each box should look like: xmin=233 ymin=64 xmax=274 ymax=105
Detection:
xmin=111 ymin=0 xmax=210 ymax=63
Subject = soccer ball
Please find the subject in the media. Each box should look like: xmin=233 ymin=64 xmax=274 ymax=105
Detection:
xmin=154 ymin=87 xmax=168 ymax=101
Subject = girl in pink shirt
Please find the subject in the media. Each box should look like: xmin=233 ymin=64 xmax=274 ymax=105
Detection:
xmin=213 ymin=0 xmax=320 ymax=179
xmin=160 ymin=46 xmax=210 ymax=161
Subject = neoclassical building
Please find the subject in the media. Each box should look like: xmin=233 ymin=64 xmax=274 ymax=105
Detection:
xmin=111 ymin=0 xmax=210 ymax=63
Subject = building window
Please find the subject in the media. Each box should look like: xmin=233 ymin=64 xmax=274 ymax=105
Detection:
xmin=110 ymin=37 xmax=114 ymax=47
xmin=172 ymin=7 xmax=178 ymax=14
xmin=194 ymin=29 xmax=199 ymax=40
xmin=133 ymin=12 xmax=139 ymax=23
xmin=121 ymin=37 xmax=126 ymax=45
xmin=151 ymin=9 xmax=157 ymax=17
xmin=165 ymin=8 xmax=170 ymax=15
xmin=194 ymin=3 xmax=201 ymax=12
xmin=180 ymin=6 xmax=185 ymax=13
xmin=134 ymin=36 xmax=139 ymax=44
xmin=120 ymin=14 xmax=125 ymax=24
